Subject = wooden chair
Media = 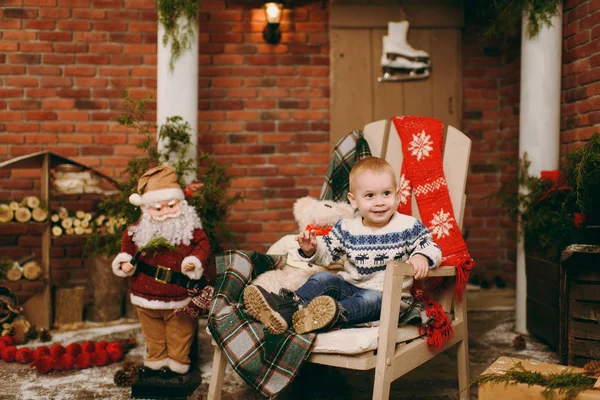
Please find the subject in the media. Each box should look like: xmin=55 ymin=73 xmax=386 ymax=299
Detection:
xmin=207 ymin=119 xmax=472 ymax=400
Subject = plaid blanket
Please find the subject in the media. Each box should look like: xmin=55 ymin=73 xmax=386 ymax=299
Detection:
xmin=319 ymin=129 xmax=371 ymax=202
xmin=207 ymin=251 xmax=316 ymax=398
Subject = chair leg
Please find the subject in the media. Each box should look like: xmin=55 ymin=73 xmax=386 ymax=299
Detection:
xmin=372 ymin=363 xmax=392 ymax=400
xmin=207 ymin=345 xmax=228 ymax=400
xmin=455 ymin=297 xmax=470 ymax=400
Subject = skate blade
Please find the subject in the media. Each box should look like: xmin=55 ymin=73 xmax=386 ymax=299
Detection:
xmin=377 ymin=69 xmax=430 ymax=83
xmin=292 ymin=296 xmax=336 ymax=334
xmin=243 ymin=286 xmax=288 ymax=335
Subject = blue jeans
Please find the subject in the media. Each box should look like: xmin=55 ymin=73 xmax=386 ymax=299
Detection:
xmin=294 ymin=272 xmax=382 ymax=325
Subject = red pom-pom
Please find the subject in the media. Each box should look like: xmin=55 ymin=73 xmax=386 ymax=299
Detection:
xmin=49 ymin=344 xmax=66 ymax=360
xmin=81 ymin=341 xmax=95 ymax=354
xmin=56 ymin=354 xmax=75 ymax=371
xmin=2 ymin=346 xmax=17 ymax=362
xmin=32 ymin=355 xmax=56 ymax=373
xmin=65 ymin=343 xmax=82 ymax=358
xmin=1 ymin=335 xmax=15 ymax=346
xmin=106 ymin=341 xmax=122 ymax=352
xmin=106 ymin=347 xmax=123 ymax=363
xmin=94 ymin=340 xmax=108 ymax=352
xmin=92 ymin=350 xmax=110 ymax=367
xmin=32 ymin=346 xmax=50 ymax=361
xmin=75 ymin=352 xmax=92 ymax=369
xmin=0 ymin=341 xmax=6 ymax=354
xmin=15 ymin=347 xmax=32 ymax=364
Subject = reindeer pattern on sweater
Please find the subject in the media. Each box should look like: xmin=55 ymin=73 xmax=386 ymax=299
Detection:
xmin=300 ymin=212 xmax=442 ymax=292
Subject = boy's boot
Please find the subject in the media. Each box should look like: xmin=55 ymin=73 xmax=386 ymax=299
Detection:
xmin=243 ymin=285 xmax=300 ymax=334
xmin=292 ymin=296 xmax=347 ymax=334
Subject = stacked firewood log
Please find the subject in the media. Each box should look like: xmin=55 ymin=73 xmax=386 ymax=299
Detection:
xmin=0 ymin=255 xmax=42 ymax=282
xmin=0 ymin=196 xmax=48 ymax=224
xmin=50 ymin=208 xmax=94 ymax=237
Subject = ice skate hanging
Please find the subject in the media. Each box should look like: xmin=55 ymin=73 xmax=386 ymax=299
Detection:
xmin=377 ymin=21 xmax=431 ymax=82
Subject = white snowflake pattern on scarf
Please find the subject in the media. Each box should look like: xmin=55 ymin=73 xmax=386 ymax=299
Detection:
xmin=399 ymin=174 xmax=411 ymax=205
xmin=429 ymin=209 xmax=454 ymax=239
xmin=408 ymin=130 xmax=433 ymax=161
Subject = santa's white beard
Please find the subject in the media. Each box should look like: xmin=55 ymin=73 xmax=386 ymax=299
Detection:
xmin=129 ymin=202 xmax=203 ymax=248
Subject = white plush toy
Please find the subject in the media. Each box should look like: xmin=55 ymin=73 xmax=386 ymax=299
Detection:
xmin=252 ymin=196 xmax=356 ymax=293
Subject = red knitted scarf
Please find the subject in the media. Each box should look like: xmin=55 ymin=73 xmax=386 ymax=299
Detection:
xmin=393 ymin=116 xmax=475 ymax=348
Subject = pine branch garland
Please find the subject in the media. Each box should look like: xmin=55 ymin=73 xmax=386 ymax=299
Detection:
xmin=471 ymin=361 xmax=597 ymax=400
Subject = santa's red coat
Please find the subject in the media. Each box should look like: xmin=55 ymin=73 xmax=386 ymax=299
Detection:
xmin=119 ymin=226 xmax=211 ymax=306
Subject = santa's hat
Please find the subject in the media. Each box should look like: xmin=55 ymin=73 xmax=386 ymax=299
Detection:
xmin=129 ymin=165 xmax=184 ymax=207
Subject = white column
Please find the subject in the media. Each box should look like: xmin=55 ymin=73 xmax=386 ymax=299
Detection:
xmin=157 ymin=16 xmax=199 ymax=184
xmin=516 ymin=5 xmax=562 ymax=333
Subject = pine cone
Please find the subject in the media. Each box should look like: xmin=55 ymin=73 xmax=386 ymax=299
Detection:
xmin=114 ymin=369 xmax=138 ymax=387
xmin=118 ymin=335 xmax=137 ymax=354
xmin=25 ymin=324 xmax=38 ymax=341
xmin=38 ymin=328 xmax=52 ymax=342
xmin=512 ymin=334 xmax=526 ymax=350
xmin=121 ymin=361 xmax=141 ymax=375
xmin=583 ymin=360 xmax=600 ymax=377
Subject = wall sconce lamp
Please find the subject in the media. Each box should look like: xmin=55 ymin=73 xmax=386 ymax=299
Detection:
xmin=263 ymin=2 xmax=283 ymax=44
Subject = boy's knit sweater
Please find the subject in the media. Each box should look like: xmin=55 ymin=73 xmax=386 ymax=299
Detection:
xmin=299 ymin=212 xmax=442 ymax=292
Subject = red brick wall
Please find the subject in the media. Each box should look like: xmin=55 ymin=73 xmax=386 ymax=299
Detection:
xmin=461 ymin=27 xmax=521 ymax=286
xmin=561 ymin=0 xmax=600 ymax=152
xmin=196 ymin=1 xmax=330 ymax=250
xmin=1 ymin=1 xmax=598 ymax=295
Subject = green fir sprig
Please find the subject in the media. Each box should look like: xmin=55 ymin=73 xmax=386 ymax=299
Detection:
xmin=139 ymin=238 xmax=178 ymax=256
xmin=157 ymin=0 xmax=199 ymax=70
xmin=84 ymin=79 xmax=240 ymax=257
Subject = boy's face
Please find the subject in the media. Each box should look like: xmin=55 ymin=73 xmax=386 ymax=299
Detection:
xmin=347 ymin=170 xmax=400 ymax=229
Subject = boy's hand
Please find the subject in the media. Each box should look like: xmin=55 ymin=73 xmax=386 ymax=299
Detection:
xmin=407 ymin=254 xmax=429 ymax=280
xmin=121 ymin=262 xmax=134 ymax=274
xmin=296 ymin=230 xmax=317 ymax=257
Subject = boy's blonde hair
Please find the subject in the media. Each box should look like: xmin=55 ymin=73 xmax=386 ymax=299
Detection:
xmin=349 ymin=156 xmax=398 ymax=192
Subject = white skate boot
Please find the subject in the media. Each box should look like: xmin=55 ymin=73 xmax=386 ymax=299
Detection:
xmin=379 ymin=20 xmax=431 ymax=82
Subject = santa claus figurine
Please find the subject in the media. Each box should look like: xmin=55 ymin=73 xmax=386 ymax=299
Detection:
xmin=111 ymin=165 xmax=211 ymax=378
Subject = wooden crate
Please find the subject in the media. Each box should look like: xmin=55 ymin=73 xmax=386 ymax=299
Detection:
xmin=526 ymin=252 xmax=560 ymax=350
xmin=559 ymin=245 xmax=600 ymax=366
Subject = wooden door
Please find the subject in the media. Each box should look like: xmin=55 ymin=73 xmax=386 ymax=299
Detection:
xmin=330 ymin=1 xmax=464 ymax=148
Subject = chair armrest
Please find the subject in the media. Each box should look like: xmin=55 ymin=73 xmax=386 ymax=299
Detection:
xmin=385 ymin=262 xmax=457 ymax=277
xmin=427 ymin=265 xmax=457 ymax=277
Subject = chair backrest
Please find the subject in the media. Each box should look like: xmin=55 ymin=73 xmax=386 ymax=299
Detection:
xmin=363 ymin=119 xmax=471 ymax=231
xmin=363 ymin=119 xmax=472 ymax=311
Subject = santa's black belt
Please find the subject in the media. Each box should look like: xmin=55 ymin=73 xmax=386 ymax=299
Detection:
xmin=130 ymin=252 xmax=209 ymax=290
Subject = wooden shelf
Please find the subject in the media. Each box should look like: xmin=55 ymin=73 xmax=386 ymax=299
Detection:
xmin=0 ymin=151 xmax=116 ymax=329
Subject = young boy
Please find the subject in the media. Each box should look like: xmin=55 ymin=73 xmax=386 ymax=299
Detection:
xmin=244 ymin=157 xmax=441 ymax=335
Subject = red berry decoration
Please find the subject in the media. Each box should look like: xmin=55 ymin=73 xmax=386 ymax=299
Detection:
xmin=32 ymin=355 xmax=56 ymax=374
xmin=75 ymin=352 xmax=92 ymax=369
xmin=0 ymin=341 xmax=6 ymax=354
xmin=49 ymin=344 xmax=66 ymax=360
xmin=81 ymin=341 xmax=95 ymax=354
xmin=92 ymin=350 xmax=110 ymax=367
xmin=32 ymin=346 xmax=50 ymax=361
xmin=2 ymin=346 xmax=17 ymax=362
xmin=94 ymin=340 xmax=108 ymax=352
xmin=65 ymin=343 xmax=82 ymax=358
xmin=15 ymin=347 xmax=32 ymax=364
xmin=106 ymin=347 xmax=123 ymax=363
xmin=56 ymin=354 xmax=75 ymax=371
